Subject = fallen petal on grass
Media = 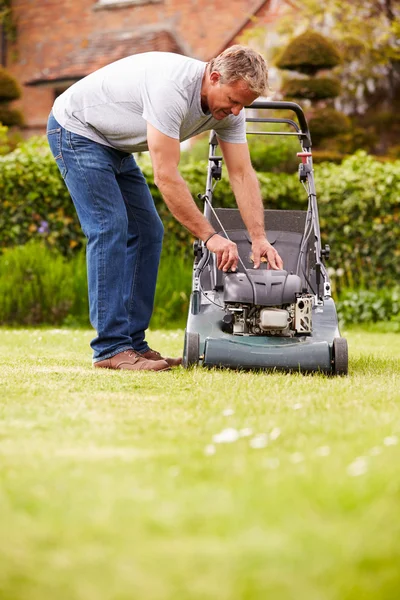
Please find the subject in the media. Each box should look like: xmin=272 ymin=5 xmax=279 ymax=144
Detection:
xmin=249 ymin=434 xmax=268 ymax=449
xmin=264 ymin=458 xmax=280 ymax=469
xmin=239 ymin=428 xmax=253 ymax=437
xmin=369 ymin=446 xmax=382 ymax=456
xmin=347 ymin=457 xmax=368 ymax=477
xmin=204 ymin=444 xmax=216 ymax=456
xmin=213 ymin=428 xmax=240 ymax=444
xmin=315 ymin=446 xmax=331 ymax=457
xmin=290 ymin=452 xmax=304 ymax=464
xmin=270 ymin=427 xmax=281 ymax=441
xmin=383 ymin=436 xmax=398 ymax=446
xmin=222 ymin=408 xmax=235 ymax=417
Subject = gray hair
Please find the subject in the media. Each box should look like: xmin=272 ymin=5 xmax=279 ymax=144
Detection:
xmin=208 ymin=45 xmax=268 ymax=96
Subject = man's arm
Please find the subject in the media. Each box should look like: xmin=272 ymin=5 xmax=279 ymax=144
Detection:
xmin=147 ymin=123 xmax=239 ymax=271
xmin=218 ymin=138 xmax=283 ymax=270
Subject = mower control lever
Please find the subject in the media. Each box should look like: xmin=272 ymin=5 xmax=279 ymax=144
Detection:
xmin=321 ymin=244 xmax=330 ymax=261
xmin=297 ymin=152 xmax=313 ymax=182
xmin=209 ymin=156 xmax=223 ymax=180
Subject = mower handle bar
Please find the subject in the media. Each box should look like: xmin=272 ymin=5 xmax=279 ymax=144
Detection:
xmin=245 ymin=101 xmax=311 ymax=147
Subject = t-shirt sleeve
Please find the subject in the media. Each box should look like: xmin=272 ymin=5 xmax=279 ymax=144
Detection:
xmin=214 ymin=110 xmax=247 ymax=144
xmin=141 ymin=78 xmax=186 ymax=139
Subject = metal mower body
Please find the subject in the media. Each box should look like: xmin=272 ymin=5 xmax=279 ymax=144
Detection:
xmin=182 ymin=101 xmax=348 ymax=375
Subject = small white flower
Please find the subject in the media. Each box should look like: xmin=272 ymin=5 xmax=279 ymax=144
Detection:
xmin=290 ymin=452 xmax=304 ymax=464
xmin=383 ymin=436 xmax=398 ymax=446
xmin=315 ymin=446 xmax=330 ymax=457
xmin=249 ymin=434 xmax=268 ymax=449
xmin=168 ymin=466 xmax=180 ymax=477
xmin=204 ymin=444 xmax=216 ymax=456
xmin=336 ymin=268 xmax=345 ymax=277
xmin=270 ymin=427 xmax=281 ymax=441
xmin=264 ymin=458 xmax=280 ymax=469
xmin=347 ymin=457 xmax=368 ymax=477
xmin=222 ymin=408 xmax=235 ymax=417
xmin=327 ymin=267 xmax=336 ymax=277
xmin=293 ymin=403 xmax=302 ymax=410
xmin=239 ymin=428 xmax=253 ymax=437
xmin=213 ymin=428 xmax=239 ymax=444
xmin=369 ymin=446 xmax=382 ymax=456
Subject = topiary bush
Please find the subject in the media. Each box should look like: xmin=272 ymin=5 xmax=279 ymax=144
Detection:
xmin=0 ymin=67 xmax=21 ymax=101
xmin=0 ymin=67 xmax=23 ymax=128
xmin=276 ymin=30 xmax=341 ymax=76
xmin=282 ymin=77 xmax=341 ymax=100
xmin=0 ymin=105 xmax=24 ymax=127
xmin=309 ymin=108 xmax=351 ymax=145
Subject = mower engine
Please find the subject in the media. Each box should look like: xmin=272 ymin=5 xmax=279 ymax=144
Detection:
xmin=221 ymin=270 xmax=313 ymax=337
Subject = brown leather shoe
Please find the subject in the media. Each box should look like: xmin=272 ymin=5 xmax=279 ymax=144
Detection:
xmin=139 ymin=348 xmax=182 ymax=367
xmin=94 ymin=350 xmax=170 ymax=371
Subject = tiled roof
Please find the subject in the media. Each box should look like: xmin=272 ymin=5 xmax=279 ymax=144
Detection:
xmin=25 ymin=29 xmax=184 ymax=86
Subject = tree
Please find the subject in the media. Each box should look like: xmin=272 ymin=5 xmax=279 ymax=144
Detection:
xmin=0 ymin=67 xmax=23 ymax=126
xmin=277 ymin=0 xmax=400 ymax=115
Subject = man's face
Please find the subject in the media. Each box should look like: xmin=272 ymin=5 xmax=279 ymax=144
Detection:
xmin=205 ymin=72 xmax=258 ymax=120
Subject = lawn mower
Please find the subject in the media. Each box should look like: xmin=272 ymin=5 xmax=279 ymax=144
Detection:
xmin=182 ymin=101 xmax=348 ymax=375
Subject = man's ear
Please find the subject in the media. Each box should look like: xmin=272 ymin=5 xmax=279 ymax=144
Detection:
xmin=209 ymin=71 xmax=221 ymax=85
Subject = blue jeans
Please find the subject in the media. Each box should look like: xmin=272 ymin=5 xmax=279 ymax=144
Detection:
xmin=47 ymin=112 xmax=164 ymax=361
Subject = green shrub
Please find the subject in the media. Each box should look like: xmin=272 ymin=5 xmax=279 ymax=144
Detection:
xmin=317 ymin=151 xmax=400 ymax=288
xmin=0 ymin=67 xmax=21 ymax=101
xmin=1 ymin=137 xmax=399 ymax=289
xmin=312 ymin=150 xmax=346 ymax=164
xmin=0 ymin=241 xmax=88 ymax=325
xmin=276 ymin=31 xmax=341 ymax=76
xmin=1 ymin=242 xmax=398 ymax=329
xmin=0 ymin=242 xmax=192 ymax=328
xmin=0 ymin=105 xmax=24 ymax=127
xmin=336 ymin=287 xmax=400 ymax=327
xmin=282 ymin=77 xmax=341 ymax=100
xmin=0 ymin=136 xmax=83 ymax=255
xmin=309 ymin=108 xmax=351 ymax=145
xmin=151 ymin=252 xmax=192 ymax=329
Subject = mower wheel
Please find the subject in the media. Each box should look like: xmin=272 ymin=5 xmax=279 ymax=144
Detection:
xmin=183 ymin=331 xmax=200 ymax=368
xmin=332 ymin=337 xmax=348 ymax=376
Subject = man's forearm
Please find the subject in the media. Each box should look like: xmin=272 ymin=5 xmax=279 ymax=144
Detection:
xmin=154 ymin=171 xmax=215 ymax=241
xmin=230 ymin=169 xmax=266 ymax=240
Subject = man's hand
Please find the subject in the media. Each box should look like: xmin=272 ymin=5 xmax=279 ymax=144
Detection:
xmin=252 ymin=238 xmax=283 ymax=270
xmin=206 ymin=234 xmax=239 ymax=272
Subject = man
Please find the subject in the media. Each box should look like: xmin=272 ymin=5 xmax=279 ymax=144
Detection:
xmin=47 ymin=45 xmax=283 ymax=372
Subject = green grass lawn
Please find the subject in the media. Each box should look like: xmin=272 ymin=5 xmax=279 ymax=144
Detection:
xmin=0 ymin=326 xmax=399 ymax=600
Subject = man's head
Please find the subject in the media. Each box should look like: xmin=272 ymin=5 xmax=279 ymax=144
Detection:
xmin=202 ymin=45 xmax=268 ymax=120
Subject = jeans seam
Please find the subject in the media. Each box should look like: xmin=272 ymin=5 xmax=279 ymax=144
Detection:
xmin=69 ymin=140 xmax=107 ymax=330
xmin=121 ymin=190 xmax=142 ymax=320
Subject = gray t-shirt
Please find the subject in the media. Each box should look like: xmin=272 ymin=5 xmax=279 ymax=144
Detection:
xmin=53 ymin=52 xmax=247 ymax=153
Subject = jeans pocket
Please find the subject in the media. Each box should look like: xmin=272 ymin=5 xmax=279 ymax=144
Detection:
xmin=47 ymin=127 xmax=68 ymax=178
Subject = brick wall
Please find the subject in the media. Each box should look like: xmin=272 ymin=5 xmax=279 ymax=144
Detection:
xmin=5 ymin=0 xmax=286 ymax=133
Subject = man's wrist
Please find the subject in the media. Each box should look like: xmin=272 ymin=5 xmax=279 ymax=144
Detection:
xmin=204 ymin=231 xmax=218 ymax=246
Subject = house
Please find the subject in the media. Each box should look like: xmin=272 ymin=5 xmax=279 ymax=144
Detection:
xmin=2 ymin=0 xmax=287 ymax=135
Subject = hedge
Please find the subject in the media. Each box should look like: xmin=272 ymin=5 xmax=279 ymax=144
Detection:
xmin=1 ymin=241 xmax=398 ymax=328
xmin=0 ymin=137 xmax=399 ymax=288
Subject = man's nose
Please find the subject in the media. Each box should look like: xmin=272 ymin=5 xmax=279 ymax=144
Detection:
xmin=231 ymin=105 xmax=242 ymax=116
